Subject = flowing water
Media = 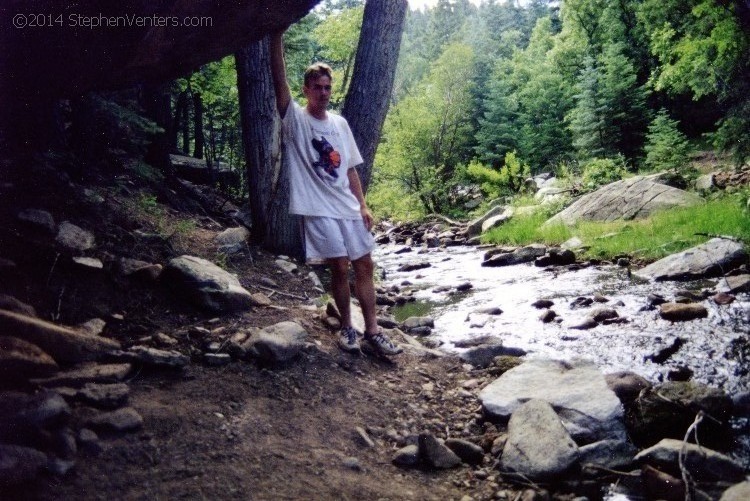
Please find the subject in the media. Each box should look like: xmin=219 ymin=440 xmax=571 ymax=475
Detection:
xmin=375 ymin=244 xmax=750 ymax=395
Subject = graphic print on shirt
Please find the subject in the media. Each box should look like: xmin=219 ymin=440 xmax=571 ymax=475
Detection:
xmin=311 ymin=136 xmax=341 ymax=181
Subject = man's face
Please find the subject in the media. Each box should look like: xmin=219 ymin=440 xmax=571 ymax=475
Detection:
xmin=303 ymin=75 xmax=332 ymax=113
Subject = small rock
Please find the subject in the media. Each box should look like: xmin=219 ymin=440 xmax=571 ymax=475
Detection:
xmin=204 ymin=353 xmax=231 ymax=366
xmin=78 ymin=383 xmax=130 ymax=409
xmin=659 ymin=303 xmax=708 ymax=322
xmin=418 ymin=433 xmax=461 ymax=469
xmin=392 ymin=445 xmax=419 ymax=467
xmin=342 ymin=457 xmax=362 ymax=471
xmin=445 ymin=438 xmax=484 ymax=465
xmin=531 ymin=299 xmax=554 ymax=309
xmin=539 ymin=309 xmax=556 ymax=323
xmin=86 ymin=407 xmax=143 ymax=432
xmin=56 ymin=221 xmax=95 ymax=252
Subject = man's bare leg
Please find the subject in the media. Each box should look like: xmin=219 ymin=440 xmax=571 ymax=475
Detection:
xmin=352 ymin=253 xmax=402 ymax=355
xmin=328 ymin=257 xmax=352 ymax=328
xmin=351 ymin=253 xmax=378 ymax=335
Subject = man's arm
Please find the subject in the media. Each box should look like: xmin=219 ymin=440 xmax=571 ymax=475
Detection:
xmin=348 ymin=167 xmax=373 ymax=231
xmin=270 ymin=31 xmax=292 ymax=118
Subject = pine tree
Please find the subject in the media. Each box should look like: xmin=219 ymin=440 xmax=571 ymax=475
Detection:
xmin=644 ymin=109 xmax=691 ymax=171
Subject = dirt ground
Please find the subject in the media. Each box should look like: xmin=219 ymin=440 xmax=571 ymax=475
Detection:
xmin=0 ymin=159 xmax=525 ymax=501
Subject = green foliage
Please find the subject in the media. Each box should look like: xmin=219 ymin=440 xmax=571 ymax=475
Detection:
xmin=312 ymin=5 xmax=364 ymax=107
xmin=467 ymin=152 xmax=531 ymax=200
xmin=580 ymin=156 xmax=629 ymax=191
xmin=644 ymin=109 xmax=692 ymax=171
xmin=372 ymin=42 xmax=476 ymax=215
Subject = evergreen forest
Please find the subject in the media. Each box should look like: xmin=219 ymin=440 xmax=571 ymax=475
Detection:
xmin=165 ymin=0 xmax=749 ymax=222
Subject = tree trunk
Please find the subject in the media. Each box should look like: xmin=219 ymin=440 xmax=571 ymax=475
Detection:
xmin=193 ymin=92 xmax=204 ymax=159
xmin=143 ymin=84 xmax=173 ymax=174
xmin=182 ymin=89 xmax=190 ymax=154
xmin=342 ymin=0 xmax=408 ymax=194
xmin=171 ymin=90 xmax=188 ymax=153
xmin=235 ymin=37 xmax=303 ymax=258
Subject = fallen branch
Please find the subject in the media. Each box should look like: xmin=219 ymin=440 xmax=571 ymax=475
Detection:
xmin=255 ymin=284 xmax=308 ymax=300
xmin=424 ymin=213 xmax=464 ymax=226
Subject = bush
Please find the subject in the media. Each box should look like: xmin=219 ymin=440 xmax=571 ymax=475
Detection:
xmin=466 ymin=151 xmax=531 ymax=199
xmin=580 ymin=156 xmax=629 ymax=191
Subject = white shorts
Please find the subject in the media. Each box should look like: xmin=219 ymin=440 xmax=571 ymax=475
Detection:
xmin=303 ymin=216 xmax=375 ymax=264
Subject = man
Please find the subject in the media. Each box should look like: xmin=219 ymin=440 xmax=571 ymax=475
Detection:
xmin=269 ymin=31 xmax=402 ymax=356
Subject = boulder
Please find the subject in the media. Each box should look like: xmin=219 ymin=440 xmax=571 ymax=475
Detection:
xmin=635 ymin=238 xmax=747 ymax=281
xmin=56 ymin=221 xmax=96 ymax=252
xmin=0 ymin=444 xmax=48 ymax=486
xmin=545 ymin=175 xmax=703 ymax=226
xmin=717 ymin=274 xmax=750 ymax=293
xmin=86 ymin=407 xmax=143 ymax=433
xmin=481 ymin=208 xmax=515 ymax=233
xmin=162 ymin=255 xmax=256 ymax=312
xmin=418 ymin=433 xmax=461 ymax=469
xmin=459 ymin=344 xmax=526 ymax=368
xmin=659 ymin=302 xmax=708 ymax=321
xmin=605 ymin=371 xmax=652 ymax=404
xmin=0 ymin=390 xmax=71 ymax=443
xmin=0 ymin=295 xmax=37 ymax=317
xmin=465 ymin=205 xmax=506 ymax=237
xmin=16 ymin=209 xmax=56 ymax=234
xmin=0 ymin=309 xmax=120 ymax=363
xmin=479 ymin=358 xmax=626 ymax=442
xmin=244 ymin=321 xmax=309 ymax=365
xmin=482 ymin=244 xmax=547 ymax=267
xmin=501 ymin=399 xmax=579 ymax=481
xmin=0 ymin=336 xmax=58 ymax=380
xmin=115 ymin=258 xmax=163 ymax=281
xmin=444 ymin=438 xmax=485 ymax=466
xmin=578 ymin=439 xmax=638 ymax=472
xmin=721 ymin=481 xmax=750 ymax=501
xmin=625 ymin=382 xmax=732 ymax=449
xmin=635 ymin=438 xmax=746 ymax=482
xmin=392 ymin=445 xmax=420 ymax=467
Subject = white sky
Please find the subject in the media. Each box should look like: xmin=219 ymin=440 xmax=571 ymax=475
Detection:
xmin=407 ymin=0 xmax=482 ymax=10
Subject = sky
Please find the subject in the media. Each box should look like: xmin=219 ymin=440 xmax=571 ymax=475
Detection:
xmin=407 ymin=0 xmax=481 ymax=10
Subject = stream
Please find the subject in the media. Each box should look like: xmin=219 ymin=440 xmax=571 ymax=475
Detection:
xmin=374 ymin=244 xmax=750 ymax=395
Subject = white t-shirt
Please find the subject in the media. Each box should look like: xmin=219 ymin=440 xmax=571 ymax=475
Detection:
xmin=282 ymin=101 xmax=364 ymax=219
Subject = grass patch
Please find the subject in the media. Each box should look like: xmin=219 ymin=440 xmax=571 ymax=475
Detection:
xmin=483 ymin=194 xmax=750 ymax=262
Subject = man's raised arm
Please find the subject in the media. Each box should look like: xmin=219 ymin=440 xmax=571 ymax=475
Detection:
xmin=270 ymin=31 xmax=292 ymax=118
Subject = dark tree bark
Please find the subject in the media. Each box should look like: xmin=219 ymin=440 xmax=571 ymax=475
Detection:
xmin=171 ymin=90 xmax=188 ymax=153
xmin=143 ymin=84 xmax=173 ymax=174
xmin=181 ymin=89 xmax=191 ymax=154
xmin=235 ymin=37 xmax=303 ymax=258
xmin=342 ymin=0 xmax=408 ymax=194
xmin=193 ymin=92 xmax=205 ymax=159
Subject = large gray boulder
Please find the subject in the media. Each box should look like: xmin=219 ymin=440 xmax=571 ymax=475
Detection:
xmin=479 ymin=358 xmax=626 ymax=442
xmin=545 ymin=175 xmax=703 ymax=226
xmin=635 ymin=238 xmax=747 ymax=281
xmin=465 ymin=205 xmax=506 ymax=237
xmin=162 ymin=255 xmax=255 ymax=312
xmin=501 ymin=399 xmax=579 ymax=481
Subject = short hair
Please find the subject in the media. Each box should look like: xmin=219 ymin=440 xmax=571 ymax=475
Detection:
xmin=304 ymin=62 xmax=333 ymax=87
